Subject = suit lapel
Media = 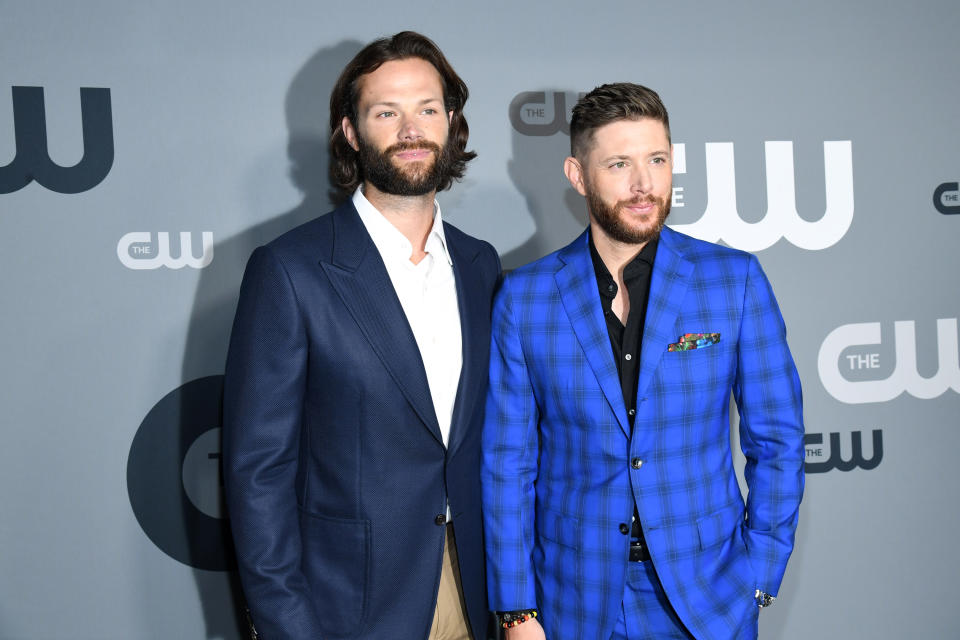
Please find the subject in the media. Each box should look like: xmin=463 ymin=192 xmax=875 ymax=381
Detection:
xmin=320 ymin=203 xmax=443 ymax=445
xmin=445 ymin=231 xmax=484 ymax=456
xmin=556 ymin=231 xmax=630 ymax=437
xmin=636 ymin=227 xmax=693 ymax=403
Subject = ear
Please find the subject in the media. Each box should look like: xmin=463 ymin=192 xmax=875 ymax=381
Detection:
xmin=447 ymin=109 xmax=454 ymax=125
xmin=563 ymin=156 xmax=587 ymax=197
xmin=342 ymin=116 xmax=359 ymax=152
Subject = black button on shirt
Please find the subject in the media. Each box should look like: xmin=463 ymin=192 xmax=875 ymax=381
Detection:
xmin=589 ymin=231 xmax=658 ymax=542
xmin=589 ymin=233 xmax=658 ymax=424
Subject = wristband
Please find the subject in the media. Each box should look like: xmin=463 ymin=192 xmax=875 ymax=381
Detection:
xmin=498 ymin=609 xmax=539 ymax=629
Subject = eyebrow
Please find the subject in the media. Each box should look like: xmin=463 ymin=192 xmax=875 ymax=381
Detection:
xmin=599 ymin=154 xmax=631 ymax=163
xmin=597 ymin=150 xmax=670 ymax=164
xmin=365 ymin=97 xmax=443 ymax=111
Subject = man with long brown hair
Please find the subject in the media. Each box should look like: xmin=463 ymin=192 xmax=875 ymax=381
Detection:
xmin=224 ymin=31 xmax=498 ymax=640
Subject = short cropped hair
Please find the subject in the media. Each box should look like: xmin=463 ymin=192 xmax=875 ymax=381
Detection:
xmin=569 ymin=83 xmax=670 ymax=159
xmin=328 ymin=31 xmax=476 ymax=198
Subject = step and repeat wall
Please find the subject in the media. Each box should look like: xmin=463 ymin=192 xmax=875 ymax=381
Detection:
xmin=2 ymin=2 xmax=958 ymax=638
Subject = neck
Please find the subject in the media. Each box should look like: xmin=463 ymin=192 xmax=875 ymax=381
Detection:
xmin=590 ymin=222 xmax=651 ymax=282
xmin=363 ymin=182 xmax=437 ymax=262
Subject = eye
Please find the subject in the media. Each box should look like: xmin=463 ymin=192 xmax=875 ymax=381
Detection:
xmin=422 ymin=107 xmax=438 ymax=115
xmin=651 ymin=156 xmax=667 ymax=165
xmin=610 ymin=161 xmax=627 ymax=169
xmin=376 ymin=111 xmax=396 ymax=118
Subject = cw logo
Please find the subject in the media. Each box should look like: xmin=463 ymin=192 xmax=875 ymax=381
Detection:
xmin=668 ymin=141 xmax=854 ymax=251
xmin=127 ymin=375 xmax=235 ymax=571
xmin=934 ymin=182 xmax=960 ymax=214
xmin=508 ymin=91 xmax=583 ymax=136
xmin=117 ymin=232 xmax=214 ymax=270
xmin=507 ymin=92 xmax=854 ymax=252
xmin=818 ymin=318 xmax=960 ymax=404
xmin=804 ymin=430 xmax=882 ymax=473
xmin=0 ymin=86 xmax=114 ymax=194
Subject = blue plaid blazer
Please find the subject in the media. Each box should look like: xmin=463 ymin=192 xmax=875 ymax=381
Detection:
xmin=481 ymin=226 xmax=804 ymax=640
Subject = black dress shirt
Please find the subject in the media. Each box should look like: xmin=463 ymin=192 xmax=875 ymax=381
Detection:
xmin=589 ymin=232 xmax=659 ymax=542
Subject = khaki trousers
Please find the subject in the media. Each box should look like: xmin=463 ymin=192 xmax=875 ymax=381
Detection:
xmin=428 ymin=523 xmax=473 ymax=640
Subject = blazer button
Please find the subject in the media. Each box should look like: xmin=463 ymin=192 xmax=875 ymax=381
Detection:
xmin=434 ymin=514 xmax=446 ymax=526
xmin=619 ymin=523 xmax=629 ymax=535
xmin=631 ymin=457 xmax=643 ymax=469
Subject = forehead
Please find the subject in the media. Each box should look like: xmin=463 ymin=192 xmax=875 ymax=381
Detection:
xmin=355 ymin=57 xmax=444 ymax=107
xmin=588 ymin=117 xmax=670 ymax=157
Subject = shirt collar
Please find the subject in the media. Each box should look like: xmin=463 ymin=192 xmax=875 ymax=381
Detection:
xmin=353 ymin=186 xmax=453 ymax=266
xmin=588 ymin=228 xmax=658 ymax=293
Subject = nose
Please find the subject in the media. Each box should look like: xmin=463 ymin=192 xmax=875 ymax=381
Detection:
xmin=398 ymin=114 xmax=423 ymax=142
xmin=631 ymin=166 xmax=653 ymax=194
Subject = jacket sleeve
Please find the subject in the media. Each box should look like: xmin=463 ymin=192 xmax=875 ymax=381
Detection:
xmin=733 ymin=255 xmax=805 ymax=596
xmin=222 ymin=245 xmax=325 ymax=639
xmin=481 ymin=275 xmax=541 ymax=612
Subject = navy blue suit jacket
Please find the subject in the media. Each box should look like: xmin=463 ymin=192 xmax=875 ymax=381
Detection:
xmin=223 ymin=200 xmax=500 ymax=640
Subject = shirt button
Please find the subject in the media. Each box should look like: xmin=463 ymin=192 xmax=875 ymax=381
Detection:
xmin=631 ymin=458 xmax=643 ymax=469
xmin=619 ymin=523 xmax=630 ymax=535
xmin=434 ymin=514 xmax=446 ymax=526
xmin=624 ymin=353 xmax=632 ymax=361
xmin=607 ymin=284 xmax=616 ymax=293
xmin=628 ymin=409 xmax=636 ymax=417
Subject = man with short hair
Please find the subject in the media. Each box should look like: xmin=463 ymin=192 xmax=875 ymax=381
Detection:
xmin=482 ymin=83 xmax=804 ymax=640
xmin=224 ymin=31 xmax=498 ymax=640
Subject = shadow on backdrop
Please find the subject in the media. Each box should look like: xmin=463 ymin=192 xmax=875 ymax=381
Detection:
xmin=501 ymin=89 xmax=589 ymax=270
xmin=178 ymin=39 xmax=364 ymax=640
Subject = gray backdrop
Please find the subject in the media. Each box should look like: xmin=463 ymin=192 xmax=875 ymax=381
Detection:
xmin=2 ymin=1 xmax=958 ymax=638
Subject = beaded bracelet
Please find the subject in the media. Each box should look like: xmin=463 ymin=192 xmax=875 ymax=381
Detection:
xmin=499 ymin=609 xmax=539 ymax=629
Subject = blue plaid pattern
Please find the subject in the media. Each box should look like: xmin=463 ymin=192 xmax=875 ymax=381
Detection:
xmin=481 ymin=227 xmax=803 ymax=640
xmin=611 ymin=562 xmax=699 ymax=640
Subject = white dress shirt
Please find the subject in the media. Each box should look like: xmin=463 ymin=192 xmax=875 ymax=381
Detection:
xmin=353 ymin=187 xmax=463 ymax=450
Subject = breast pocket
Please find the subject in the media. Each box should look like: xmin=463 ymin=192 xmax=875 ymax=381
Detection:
xmin=658 ymin=341 xmax=735 ymax=389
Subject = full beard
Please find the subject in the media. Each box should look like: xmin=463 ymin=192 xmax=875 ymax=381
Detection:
xmin=357 ymin=134 xmax=453 ymax=197
xmin=587 ymin=187 xmax=671 ymax=245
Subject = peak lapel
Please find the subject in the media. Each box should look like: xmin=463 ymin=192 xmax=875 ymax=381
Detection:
xmin=445 ymin=235 xmax=484 ymax=457
xmin=636 ymin=228 xmax=694 ymax=403
xmin=320 ymin=204 xmax=443 ymax=445
xmin=555 ymin=232 xmax=630 ymax=437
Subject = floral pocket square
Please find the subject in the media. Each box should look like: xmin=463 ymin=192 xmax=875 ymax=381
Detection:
xmin=667 ymin=332 xmax=720 ymax=352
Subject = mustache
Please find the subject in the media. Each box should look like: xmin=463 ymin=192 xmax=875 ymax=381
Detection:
xmin=618 ymin=194 xmax=661 ymax=207
xmin=384 ymin=140 xmax=442 ymax=155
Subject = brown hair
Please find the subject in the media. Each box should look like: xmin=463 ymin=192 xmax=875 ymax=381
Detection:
xmin=328 ymin=31 xmax=476 ymax=199
xmin=569 ymin=83 xmax=670 ymax=159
